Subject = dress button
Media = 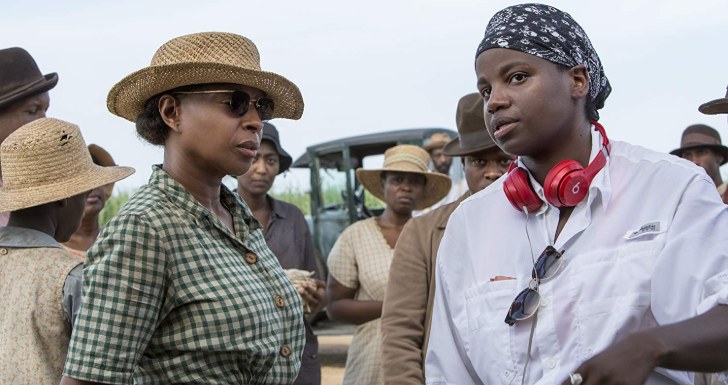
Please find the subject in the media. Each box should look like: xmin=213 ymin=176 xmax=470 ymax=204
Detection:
xmin=280 ymin=345 xmax=292 ymax=357
xmin=0 ymin=248 xmax=7 ymax=255
xmin=244 ymin=252 xmax=258 ymax=264
xmin=275 ymin=295 xmax=285 ymax=308
xmin=544 ymin=357 xmax=556 ymax=369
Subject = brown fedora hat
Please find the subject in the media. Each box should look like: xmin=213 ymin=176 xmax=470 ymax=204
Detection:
xmin=0 ymin=118 xmax=134 ymax=212
xmin=699 ymin=86 xmax=728 ymax=115
xmin=670 ymin=124 xmax=728 ymax=165
xmin=356 ymin=144 xmax=451 ymax=210
xmin=107 ymin=32 xmax=304 ymax=122
xmin=443 ymin=93 xmax=500 ymax=156
xmin=0 ymin=47 xmax=58 ymax=110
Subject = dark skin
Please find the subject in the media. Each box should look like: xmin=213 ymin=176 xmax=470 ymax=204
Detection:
xmin=477 ymin=48 xmax=728 ymax=384
xmin=63 ymin=186 xmax=106 ymax=252
xmin=326 ymin=171 xmax=425 ymax=325
xmin=8 ymin=192 xmax=89 ymax=243
xmin=680 ymin=147 xmax=724 ymax=187
xmin=237 ymin=141 xmax=327 ymax=319
xmin=59 ymin=83 xmax=265 ymax=385
xmin=0 ymin=92 xmax=50 ymax=178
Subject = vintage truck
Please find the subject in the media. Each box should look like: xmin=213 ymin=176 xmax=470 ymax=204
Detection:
xmin=291 ymin=127 xmax=458 ymax=269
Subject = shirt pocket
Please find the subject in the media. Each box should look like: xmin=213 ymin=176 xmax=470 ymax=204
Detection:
xmin=463 ymin=279 xmax=519 ymax=381
xmin=568 ymin=237 xmax=663 ymax=360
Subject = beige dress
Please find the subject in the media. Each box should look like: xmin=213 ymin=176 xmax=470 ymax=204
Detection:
xmin=328 ymin=217 xmax=392 ymax=385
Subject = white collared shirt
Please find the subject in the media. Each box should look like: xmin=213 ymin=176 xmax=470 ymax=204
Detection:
xmin=425 ymin=128 xmax=728 ymax=385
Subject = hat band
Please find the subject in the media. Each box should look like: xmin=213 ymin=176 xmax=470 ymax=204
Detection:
xmin=682 ymin=132 xmax=721 ymax=147
xmin=383 ymin=153 xmax=428 ymax=171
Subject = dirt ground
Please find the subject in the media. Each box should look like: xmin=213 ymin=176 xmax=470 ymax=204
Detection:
xmin=319 ymin=334 xmax=350 ymax=385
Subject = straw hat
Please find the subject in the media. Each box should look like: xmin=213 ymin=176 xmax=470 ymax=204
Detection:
xmin=443 ymin=93 xmax=501 ymax=156
xmin=699 ymin=86 xmax=728 ymax=115
xmin=0 ymin=118 xmax=135 ymax=212
xmin=355 ymin=144 xmax=451 ymax=210
xmin=107 ymin=32 xmax=304 ymax=122
xmin=88 ymin=143 xmax=119 ymax=199
xmin=422 ymin=132 xmax=452 ymax=152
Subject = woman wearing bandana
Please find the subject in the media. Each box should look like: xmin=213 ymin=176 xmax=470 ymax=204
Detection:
xmin=425 ymin=4 xmax=728 ymax=385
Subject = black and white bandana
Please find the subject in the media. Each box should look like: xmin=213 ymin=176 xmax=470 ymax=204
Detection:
xmin=476 ymin=3 xmax=611 ymax=119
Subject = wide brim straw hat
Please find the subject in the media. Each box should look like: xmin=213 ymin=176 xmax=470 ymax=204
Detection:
xmin=88 ymin=143 xmax=119 ymax=199
xmin=355 ymin=144 xmax=451 ymax=210
xmin=107 ymin=32 xmax=304 ymax=122
xmin=0 ymin=118 xmax=135 ymax=212
xmin=699 ymin=86 xmax=728 ymax=115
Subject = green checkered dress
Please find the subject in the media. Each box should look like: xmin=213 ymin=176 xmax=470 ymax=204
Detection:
xmin=64 ymin=166 xmax=305 ymax=384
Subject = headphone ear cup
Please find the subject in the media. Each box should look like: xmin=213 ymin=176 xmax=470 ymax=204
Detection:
xmin=543 ymin=160 xmax=587 ymax=207
xmin=503 ymin=167 xmax=543 ymax=213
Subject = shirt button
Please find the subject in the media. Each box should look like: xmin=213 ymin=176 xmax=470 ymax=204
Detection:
xmin=280 ymin=345 xmax=292 ymax=358
xmin=540 ymin=297 xmax=550 ymax=308
xmin=544 ymin=357 xmax=556 ymax=369
xmin=0 ymin=248 xmax=7 ymax=255
xmin=244 ymin=252 xmax=258 ymax=264
xmin=275 ymin=295 xmax=285 ymax=308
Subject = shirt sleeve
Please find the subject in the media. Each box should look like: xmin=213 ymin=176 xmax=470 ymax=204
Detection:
xmin=381 ymin=219 xmax=429 ymax=385
xmin=425 ymin=209 xmax=482 ymax=385
xmin=326 ymin=225 xmax=358 ymax=290
xmin=62 ymin=263 xmax=84 ymax=328
xmin=63 ymin=213 xmax=168 ymax=384
xmin=652 ymin=176 xmax=728 ymax=322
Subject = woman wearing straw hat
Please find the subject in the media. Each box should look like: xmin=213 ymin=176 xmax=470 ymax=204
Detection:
xmin=326 ymin=144 xmax=450 ymax=385
xmin=63 ymin=144 xmax=122 ymax=257
xmin=61 ymin=32 xmax=306 ymax=385
xmin=0 ymin=118 xmax=133 ymax=384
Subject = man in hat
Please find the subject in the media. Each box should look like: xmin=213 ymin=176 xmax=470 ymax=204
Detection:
xmin=670 ymin=124 xmax=728 ymax=203
xmin=0 ymin=118 xmax=133 ymax=384
xmin=423 ymin=132 xmax=453 ymax=175
xmin=381 ymin=93 xmax=513 ymax=385
xmin=0 ymin=47 xmax=58 ymax=227
xmin=236 ymin=122 xmax=326 ymax=385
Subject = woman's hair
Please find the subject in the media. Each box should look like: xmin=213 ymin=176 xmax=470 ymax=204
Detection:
xmin=135 ymin=93 xmax=171 ymax=146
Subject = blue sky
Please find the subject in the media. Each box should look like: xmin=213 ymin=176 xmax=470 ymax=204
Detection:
xmin=2 ymin=0 xmax=727 ymax=191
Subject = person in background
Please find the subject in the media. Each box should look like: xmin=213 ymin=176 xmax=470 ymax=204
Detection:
xmin=423 ymin=132 xmax=453 ymax=175
xmin=0 ymin=47 xmax=58 ymax=227
xmin=417 ymin=133 xmax=468 ymax=214
xmin=326 ymin=144 xmax=450 ymax=385
xmin=426 ymin=4 xmax=728 ymax=384
xmin=0 ymin=118 xmax=133 ymax=384
xmin=670 ymin=124 xmax=728 ymax=204
xmin=236 ymin=122 xmax=326 ymax=385
xmin=60 ymin=32 xmax=307 ymax=385
xmin=381 ymin=92 xmax=514 ymax=385
xmin=63 ymin=144 xmax=122 ymax=257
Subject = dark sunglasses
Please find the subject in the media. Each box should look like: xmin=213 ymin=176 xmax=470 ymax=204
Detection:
xmin=504 ymin=246 xmax=564 ymax=326
xmin=173 ymin=90 xmax=275 ymax=120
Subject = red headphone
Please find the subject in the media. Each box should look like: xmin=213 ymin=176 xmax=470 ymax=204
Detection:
xmin=503 ymin=122 xmax=611 ymax=213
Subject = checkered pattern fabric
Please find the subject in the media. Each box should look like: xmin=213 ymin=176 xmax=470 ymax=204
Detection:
xmin=63 ymin=166 xmax=305 ymax=384
xmin=327 ymin=217 xmax=393 ymax=385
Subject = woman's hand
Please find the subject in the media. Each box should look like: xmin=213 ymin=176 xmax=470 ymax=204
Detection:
xmin=302 ymin=278 xmax=326 ymax=315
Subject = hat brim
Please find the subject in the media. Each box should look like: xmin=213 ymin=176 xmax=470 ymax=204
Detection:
xmin=670 ymin=144 xmax=728 ymax=165
xmin=107 ymin=62 xmax=304 ymax=122
xmin=0 ymin=165 xmax=134 ymax=212
xmin=0 ymin=72 xmax=58 ymax=110
xmin=88 ymin=144 xmax=118 ymax=198
xmin=699 ymin=98 xmax=728 ymax=115
xmin=355 ymin=168 xmax=452 ymax=210
xmin=442 ymin=137 xmax=500 ymax=156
